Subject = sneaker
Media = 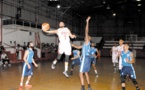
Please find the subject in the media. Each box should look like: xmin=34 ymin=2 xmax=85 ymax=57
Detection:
xmin=51 ymin=63 xmax=55 ymax=69
xmin=25 ymin=84 xmax=32 ymax=88
xmin=81 ymin=87 xmax=85 ymax=90
xmin=19 ymin=86 xmax=23 ymax=90
xmin=69 ymin=71 xmax=73 ymax=75
xmin=88 ymin=87 xmax=92 ymax=90
xmin=63 ymin=71 xmax=69 ymax=78
xmin=136 ymin=87 xmax=140 ymax=90
xmin=96 ymin=74 xmax=98 ymax=77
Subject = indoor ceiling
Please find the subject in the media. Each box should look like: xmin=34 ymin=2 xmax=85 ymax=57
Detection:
xmin=57 ymin=0 xmax=145 ymax=16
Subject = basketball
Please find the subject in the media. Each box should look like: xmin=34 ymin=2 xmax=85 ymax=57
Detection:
xmin=42 ymin=22 xmax=50 ymax=31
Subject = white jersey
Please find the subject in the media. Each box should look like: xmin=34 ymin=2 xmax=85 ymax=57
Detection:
xmin=112 ymin=46 xmax=118 ymax=56
xmin=117 ymin=45 xmax=124 ymax=55
xmin=57 ymin=27 xmax=71 ymax=55
xmin=57 ymin=27 xmax=70 ymax=44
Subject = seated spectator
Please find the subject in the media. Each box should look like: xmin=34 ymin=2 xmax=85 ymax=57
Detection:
xmin=1 ymin=52 xmax=11 ymax=67
xmin=0 ymin=42 xmax=5 ymax=54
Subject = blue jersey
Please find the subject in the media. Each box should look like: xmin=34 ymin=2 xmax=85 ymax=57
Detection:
xmin=121 ymin=51 xmax=132 ymax=66
xmin=90 ymin=47 xmax=97 ymax=58
xmin=82 ymin=42 xmax=91 ymax=56
xmin=26 ymin=48 xmax=34 ymax=63
xmin=73 ymin=50 xmax=80 ymax=57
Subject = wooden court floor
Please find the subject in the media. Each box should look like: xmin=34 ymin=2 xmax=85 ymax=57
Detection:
xmin=0 ymin=57 xmax=145 ymax=90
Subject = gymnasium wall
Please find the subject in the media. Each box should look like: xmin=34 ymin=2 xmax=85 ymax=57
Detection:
xmin=2 ymin=28 xmax=57 ymax=47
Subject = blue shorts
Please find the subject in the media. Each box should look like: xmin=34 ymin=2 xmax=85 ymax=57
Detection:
xmin=91 ymin=58 xmax=96 ymax=65
xmin=80 ymin=56 xmax=91 ymax=73
xmin=72 ymin=58 xmax=81 ymax=66
xmin=22 ymin=63 xmax=33 ymax=77
xmin=121 ymin=66 xmax=136 ymax=79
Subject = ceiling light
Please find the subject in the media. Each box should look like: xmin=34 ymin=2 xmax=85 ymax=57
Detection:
xmin=113 ymin=13 xmax=116 ymax=16
xmin=103 ymin=1 xmax=106 ymax=4
xmin=57 ymin=4 xmax=60 ymax=9
xmin=138 ymin=3 xmax=141 ymax=6
xmin=136 ymin=0 xmax=141 ymax=1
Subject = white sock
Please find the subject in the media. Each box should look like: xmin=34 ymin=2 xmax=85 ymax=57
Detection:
xmin=20 ymin=83 xmax=23 ymax=86
xmin=94 ymin=70 xmax=97 ymax=74
xmin=65 ymin=65 xmax=68 ymax=72
xmin=25 ymin=81 xmax=29 ymax=85
xmin=53 ymin=60 xmax=57 ymax=65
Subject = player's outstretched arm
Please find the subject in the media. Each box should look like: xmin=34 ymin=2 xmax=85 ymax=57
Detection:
xmin=71 ymin=44 xmax=82 ymax=49
xmin=42 ymin=29 xmax=58 ymax=34
xmin=85 ymin=16 xmax=91 ymax=43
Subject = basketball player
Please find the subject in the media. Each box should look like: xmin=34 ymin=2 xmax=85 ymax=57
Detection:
xmin=19 ymin=42 xmax=38 ymax=90
xmin=120 ymin=43 xmax=140 ymax=90
xmin=72 ymin=16 xmax=92 ymax=90
xmin=110 ymin=43 xmax=118 ymax=72
xmin=117 ymin=39 xmax=124 ymax=74
xmin=90 ymin=42 xmax=99 ymax=77
xmin=69 ymin=49 xmax=81 ymax=75
xmin=42 ymin=22 xmax=76 ymax=77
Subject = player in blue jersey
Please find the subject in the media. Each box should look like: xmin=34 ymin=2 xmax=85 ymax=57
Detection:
xmin=120 ymin=43 xmax=140 ymax=90
xmin=19 ymin=42 xmax=38 ymax=90
xmin=90 ymin=42 xmax=99 ymax=77
xmin=69 ymin=49 xmax=81 ymax=75
xmin=72 ymin=16 xmax=92 ymax=90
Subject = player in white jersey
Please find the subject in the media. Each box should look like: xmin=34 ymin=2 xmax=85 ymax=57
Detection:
xmin=110 ymin=43 xmax=118 ymax=72
xmin=117 ymin=39 xmax=124 ymax=74
xmin=42 ymin=22 xmax=76 ymax=78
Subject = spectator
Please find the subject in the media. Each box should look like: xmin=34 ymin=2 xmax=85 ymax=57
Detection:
xmin=1 ymin=51 xmax=11 ymax=67
xmin=0 ymin=42 xmax=5 ymax=54
xmin=23 ymin=42 xmax=27 ymax=50
xmin=16 ymin=44 xmax=21 ymax=58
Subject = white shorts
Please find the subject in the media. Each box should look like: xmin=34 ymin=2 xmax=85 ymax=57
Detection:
xmin=58 ymin=43 xmax=71 ymax=55
xmin=112 ymin=55 xmax=118 ymax=63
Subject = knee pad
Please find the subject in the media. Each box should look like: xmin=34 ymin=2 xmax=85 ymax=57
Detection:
xmin=121 ymin=76 xmax=126 ymax=83
xmin=132 ymin=79 xmax=138 ymax=85
xmin=65 ymin=55 xmax=69 ymax=62
xmin=57 ymin=54 xmax=62 ymax=60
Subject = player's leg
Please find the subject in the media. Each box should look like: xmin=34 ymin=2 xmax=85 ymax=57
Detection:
xmin=131 ymin=78 xmax=140 ymax=90
xmin=19 ymin=76 xmax=24 ymax=90
xmin=63 ymin=55 xmax=70 ymax=77
xmin=19 ymin=63 xmax=27 ymax=89
xmin=121 ymin=66 xmax=128 ymax=90
xmin=63 ymin=44 xmax=71 ymax=77
xmin=121 ymin=75 xmax=126 ymax=90
xmin=25 ymin=75 xmax=32 ymax=88
xmin=85 ymin=72 xmax=92 ymax=90
xmin=51 ymin=54 xmax=62 ymax=69
xmin=91 ymin=58 xmax=98 ymax=77
xmin=69 ymin=60 xmax=75 ymax=75
xmin=25 ymin=63 xmax=33 ymax=88
xmin=130 ymin=68 xmax=140 ymax=90
xmin=79 ymin=72 xmax=85 ymax=90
